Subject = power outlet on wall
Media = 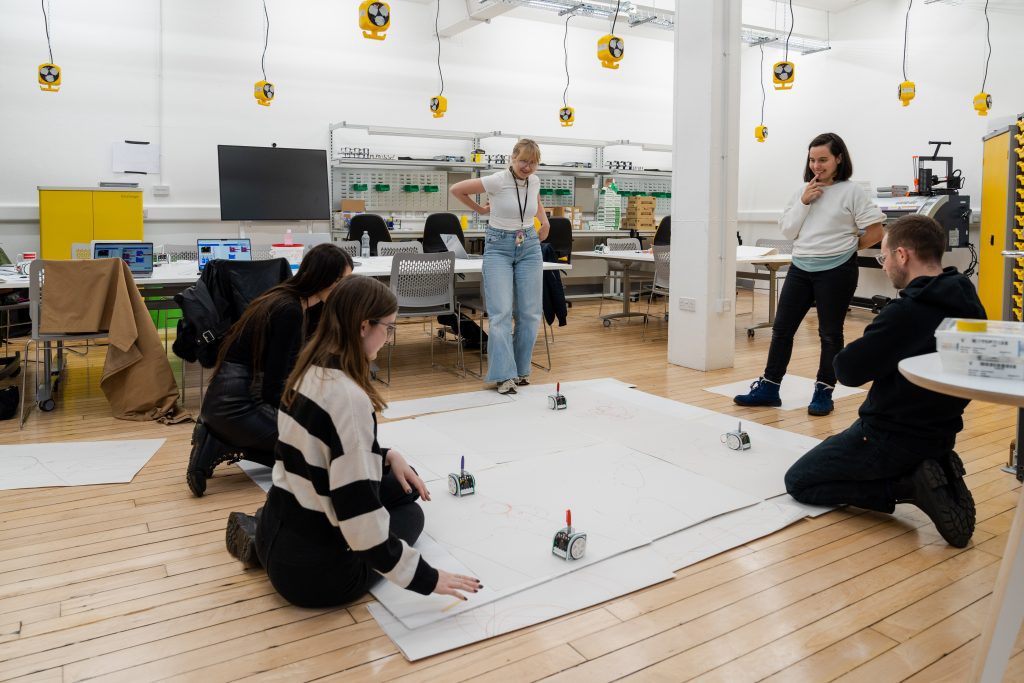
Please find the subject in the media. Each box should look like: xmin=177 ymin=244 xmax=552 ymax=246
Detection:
xmin=153 ymin=185 xmax=170 ymax=197
xmin=678 ymin=297 xmax=697 ymax=312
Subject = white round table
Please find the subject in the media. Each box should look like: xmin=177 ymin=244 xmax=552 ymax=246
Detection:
xmin=899 ymin=352 xmax=1024 ymax=682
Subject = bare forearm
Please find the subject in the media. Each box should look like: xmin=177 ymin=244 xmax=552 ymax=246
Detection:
xmin=452 ymin=191 xmax=486 ymax=213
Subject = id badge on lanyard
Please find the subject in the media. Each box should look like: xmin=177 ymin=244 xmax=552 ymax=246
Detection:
xmin=513 ymin=171 xmax=529 ymax=247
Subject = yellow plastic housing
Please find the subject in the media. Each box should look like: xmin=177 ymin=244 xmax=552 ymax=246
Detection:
xmin=430 ymin=95 xmax=447 ymax=118
xmin=38 ymin=63 xmax=61 ymax=92
xmin=597 ymin=35 xmax=624 ymax=70
xmin=359 ymin=0 xmax=390 ymax=40
xmin=899 ymin=80 xmax=915 ymax=107
xmin=755 ymin=125 xmax=768 ymax=143
xmin=772 ymin=61 xmax=795 ymax=90
xmin=254 ymin=80 xmax=275 ymax=106
xmin=559 ymin=106 xmax=575 ymax=127
xmin=974 ymin=92 xmax=992 ymax=116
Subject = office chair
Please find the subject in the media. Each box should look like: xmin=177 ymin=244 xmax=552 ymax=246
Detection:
xmin=598 ymin=237 xmax=652 ymax=320
xmin=348 ymin=214 xmax=392 ymax=256
xmin=642 ymin=245 xmax=671 ymax=341
xmin=542 ymin=217 xmax=573 ymax=263
xmin=335 ymin=240 xmax=360 ymax=258
xmin=385 ymin=253 xmax=460 ymax=384
xmin=653 ymin=215 xmax=671 ymax=246
xmin=378 ymin=241 xmax=424 ymax=256
xmin=422 ymin=213 xmax=466 ymax=253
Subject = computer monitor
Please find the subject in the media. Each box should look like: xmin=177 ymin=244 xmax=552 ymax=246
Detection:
xmin=93 ymin=242 xmax=154 ymax=278
xmin=197 ymin=238 xmax=253 ymax=271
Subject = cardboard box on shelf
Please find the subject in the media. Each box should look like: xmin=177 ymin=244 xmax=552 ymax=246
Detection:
xmin=340 ymin=199 xmax=366 ymax=212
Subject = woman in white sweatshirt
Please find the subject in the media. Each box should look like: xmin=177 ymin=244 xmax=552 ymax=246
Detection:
xmin=735 ymin=132 xmax=884 ymax=416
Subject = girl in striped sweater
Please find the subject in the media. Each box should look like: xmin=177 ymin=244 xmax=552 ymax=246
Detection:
xmin=224 ymin=276 xmax=481 ymax=607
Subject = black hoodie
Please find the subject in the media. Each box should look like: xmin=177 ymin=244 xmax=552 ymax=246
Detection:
xmin=834 ymin=267 xmax=987 ymax=442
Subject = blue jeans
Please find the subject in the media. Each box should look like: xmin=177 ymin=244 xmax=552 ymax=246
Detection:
xmin=482 ymin=226 xmax=543 ymax=382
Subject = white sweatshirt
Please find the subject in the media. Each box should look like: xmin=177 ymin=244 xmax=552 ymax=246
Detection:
xmin=778 ymin=181 xmax=885 ymax=258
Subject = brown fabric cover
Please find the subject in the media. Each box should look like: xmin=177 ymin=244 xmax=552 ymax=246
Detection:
xmin=39 ymin=259 xmax=187 ymax=421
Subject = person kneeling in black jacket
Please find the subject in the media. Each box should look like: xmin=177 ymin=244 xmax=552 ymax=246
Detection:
xmin=186 ymin=244 xmax=353 ymax=496
xmin=784 ymin=215 xmax=986 ymax=548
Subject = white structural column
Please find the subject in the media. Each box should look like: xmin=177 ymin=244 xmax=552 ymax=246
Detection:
xmin=667 ymin=0 xmax=741 ymax=371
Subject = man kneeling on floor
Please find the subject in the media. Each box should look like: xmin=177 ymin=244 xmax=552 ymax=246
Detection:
xmin=784 ymin=214 xmax=986 ymax=548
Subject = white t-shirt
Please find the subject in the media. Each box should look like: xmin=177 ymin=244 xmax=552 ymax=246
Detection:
xmin=480 ymin=169 xmax=539 ymax=231
xmin=778 ymin=180 xmax=885 ymax=258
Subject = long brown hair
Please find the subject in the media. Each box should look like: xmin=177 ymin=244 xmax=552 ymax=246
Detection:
xmin=281 ymin=275 xmax=397 ymax=413
xmin=803 ymin=132 xmax=853 ymax=182
xmin=212 ymin=243 xmax=354 ymax=378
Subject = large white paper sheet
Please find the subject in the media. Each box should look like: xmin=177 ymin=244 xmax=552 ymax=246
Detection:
xmin=382 ymin=390 xmax=513 ymax=420
xmin=370 ymin=443 xmax=757 ymax=629
xmin=368 ymin=545 xmax=674 ymax=661
xmin=703 ymin=375 xmax=865 ymax=411
xmin=652 ymin=500 xmax=809 ymax=571
xmin=0 ymin=439 xmax=165 ymax=490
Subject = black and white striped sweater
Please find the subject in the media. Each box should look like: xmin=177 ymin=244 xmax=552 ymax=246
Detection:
xmin=271 ymin=363 xmax=438 ymax=595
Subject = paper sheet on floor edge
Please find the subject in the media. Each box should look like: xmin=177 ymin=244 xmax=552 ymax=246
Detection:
xmin=0 ymin=438 xmax=166 ymax=490
xmin=368 ymin=499 xmax=811 ymax=661
xmin=367 ymin=545 xmax=674 ymax=661
xmin=381 ymin=377 xmax=635 ymax=420
xmin=702 ymin=375 xmax=865 ymax=412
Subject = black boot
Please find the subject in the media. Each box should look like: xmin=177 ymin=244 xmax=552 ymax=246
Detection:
xmin=898 ymin=459 xmax=975 ymax=549
xmin=186 ymin=423 xmax=242 ymax=497
xmin=225 ymin=512 xmax=261 ymax=568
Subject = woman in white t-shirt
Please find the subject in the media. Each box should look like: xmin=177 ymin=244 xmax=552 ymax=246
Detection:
xmin=735 ymin=132 xmax=885 ymax=416
xmin=450 ymin=139 xmax=551 ymax=394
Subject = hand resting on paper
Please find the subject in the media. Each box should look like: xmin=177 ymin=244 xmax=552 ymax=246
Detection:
xmin=433 ymin=569 xmax=483 ymax=600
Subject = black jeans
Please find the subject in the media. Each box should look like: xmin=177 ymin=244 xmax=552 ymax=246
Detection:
xmin=255 ymin=472 xmax=426 ymax=608
xmin=784 ymin=419 xmax=955 ymax=513
xmin=764 ymin=253 xmax=859 ymax=386
xmin=200 ymin=362 xmax=276 ymax=467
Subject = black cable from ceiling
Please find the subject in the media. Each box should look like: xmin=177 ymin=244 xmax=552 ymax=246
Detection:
xmin=610 ymin=0 xmax=622 ymax=36
xmin=902 ymin=0 xmax=912 ymax=82
xmin=41 ymin=0 xmax=54 ymax=64
xmin=436 ymin=0 xmax=444 ymax=96
xmin=784 ymin=0 xmax=794 ymax=63
xmin=759 ymin=41 xmax=766 ymax=125
xmin=563 ymin=13 xmax=574 ymax=108
xmin=261 ymin=0 xmax=269 ymax=81
xmin=980 ymin=0 xmax=991 ymax=92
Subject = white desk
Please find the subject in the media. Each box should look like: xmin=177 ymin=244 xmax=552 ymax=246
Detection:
xmin=899 ymin=352 xmax=1024 ymax=683
xmin=570 ymin=249 xmax=793 ymax=331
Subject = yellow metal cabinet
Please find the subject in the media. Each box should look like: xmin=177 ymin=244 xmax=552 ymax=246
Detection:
xmin=979 ymin=131 xmax=1010 ymax=319
xmin=37 ymin=187 xmax=143 ymax=259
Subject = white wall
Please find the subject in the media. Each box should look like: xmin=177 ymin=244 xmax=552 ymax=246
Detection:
xmin=1 ymin=0 xmax=1021 ymax=269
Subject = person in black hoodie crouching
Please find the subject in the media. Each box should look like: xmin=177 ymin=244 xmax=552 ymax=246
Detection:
xmin=784 ymin=215 xmax=986 ymax=548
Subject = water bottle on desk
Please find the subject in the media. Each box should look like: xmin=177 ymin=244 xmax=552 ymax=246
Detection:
xmin=360 ymin=232 xmax=370 ymax=258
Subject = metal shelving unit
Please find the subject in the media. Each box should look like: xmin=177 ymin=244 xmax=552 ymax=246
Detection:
xmin=327 ymin=121 xmax=674 ymax=235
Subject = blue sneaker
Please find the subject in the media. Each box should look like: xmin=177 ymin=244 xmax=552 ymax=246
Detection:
xmin=733 ymin=377 xmax=782 ymax=407
xmin=808 ymin=382 xmax=834 ymax=416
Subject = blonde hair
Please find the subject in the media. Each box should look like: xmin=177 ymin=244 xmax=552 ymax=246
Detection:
xmin=512 ymin=138 xmax=541 ymax=164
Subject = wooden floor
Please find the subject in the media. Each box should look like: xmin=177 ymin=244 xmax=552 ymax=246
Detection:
xmin=2 ymin=294 xmax=1023 ymax=682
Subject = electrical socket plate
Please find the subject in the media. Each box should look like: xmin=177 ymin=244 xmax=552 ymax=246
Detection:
xmin=153 ymin=185 xmax=170 ymax=197
xmin=678 ymin=297 xmax=697 ymax=312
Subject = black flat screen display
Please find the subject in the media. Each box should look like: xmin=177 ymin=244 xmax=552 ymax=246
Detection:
xmin=217 ymin=145 xmax=329 ymax=221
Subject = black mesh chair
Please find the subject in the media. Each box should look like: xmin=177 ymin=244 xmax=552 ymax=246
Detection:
xmin=542 ymin=217 xmax=573 ymax=263
xmin=422 ymin=213 xmax=466 ymax=253
xmin=347 ymin=214 xmax=392 ymax=256
xmin=653 ymin=215 xmax=671 ymax=246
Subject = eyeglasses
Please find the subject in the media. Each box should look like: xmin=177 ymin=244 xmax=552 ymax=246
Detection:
xmin=371 ymin=320 xmax=396 ymax=338
xmin=875 ymin=249 xmax=895 ymax=266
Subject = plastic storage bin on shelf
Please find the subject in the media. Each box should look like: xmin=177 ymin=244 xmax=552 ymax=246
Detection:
xmin=935 ymin=318 xmax=1024 ymax=380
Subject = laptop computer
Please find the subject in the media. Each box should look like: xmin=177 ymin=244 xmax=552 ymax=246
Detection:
xmin=441 ymin=234 xmax=482 ymax=260
xmin=93 ymin=242 xmax=154 ymax=278
xmin=197 ymin=238 xmax=253 ymax=272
